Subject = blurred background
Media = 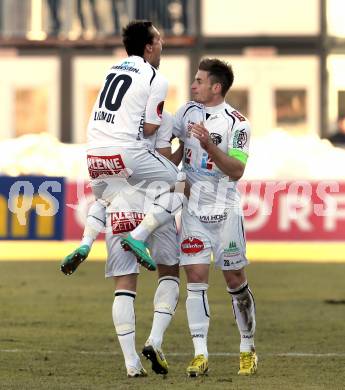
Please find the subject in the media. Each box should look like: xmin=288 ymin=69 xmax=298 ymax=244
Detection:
xmin=1 ymin=0 xmax=345 ymax=141
xmin=0 ymin=0 xmax=345 ymax=254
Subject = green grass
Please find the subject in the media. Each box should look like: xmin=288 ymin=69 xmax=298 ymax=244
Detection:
xmin=1 ymin=261 xmax=345 ymax=389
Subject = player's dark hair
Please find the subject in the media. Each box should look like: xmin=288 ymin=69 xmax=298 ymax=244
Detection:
xmin=199 ymin=58 xmax=234 ymax=97
xmin=122 ymin=20 xmax=155 ymax=57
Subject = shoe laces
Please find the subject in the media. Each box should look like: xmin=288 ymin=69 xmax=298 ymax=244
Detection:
xmin=240 ymin=352 xmax=254 ymax=369
xmin=190 ymin=355 xmax=206 ymax=367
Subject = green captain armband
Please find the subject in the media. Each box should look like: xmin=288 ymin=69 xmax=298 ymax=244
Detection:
xmin=228 ymin=149 xmax=248 ymax=164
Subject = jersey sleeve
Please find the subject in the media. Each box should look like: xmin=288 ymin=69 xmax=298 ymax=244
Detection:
xmin=154 ymin=111 xmax=173 ymax=148
xmin=172 ymin=104 xmax=187 ymax=141
xmin=228 ymin=119 xmax=251 ymax=164
xmin=145 ymin=73 xmax=168 ymax=125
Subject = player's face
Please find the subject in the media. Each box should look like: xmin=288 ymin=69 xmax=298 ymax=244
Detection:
xmin=191 ymin=70 xmax=215 ymax=104
xmin=149 ymin=26 xmax=163 ymax=69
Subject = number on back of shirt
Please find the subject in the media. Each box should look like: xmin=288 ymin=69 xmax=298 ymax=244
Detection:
xmin=99 ymin=73 xmax=132 ymax=112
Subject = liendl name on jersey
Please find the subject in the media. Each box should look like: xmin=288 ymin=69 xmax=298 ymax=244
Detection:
xmin=94 ymin=110 xmax=115 ymax=124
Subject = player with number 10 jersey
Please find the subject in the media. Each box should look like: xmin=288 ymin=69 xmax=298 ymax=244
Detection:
xmin=85 ymin=21 xmax=184 ymax=272
xmin=87 ymin=55 xmax=167 ymax=148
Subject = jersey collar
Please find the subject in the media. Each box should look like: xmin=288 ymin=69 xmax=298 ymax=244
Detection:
xmin=204 ymin=101 xmax=227 ymax=114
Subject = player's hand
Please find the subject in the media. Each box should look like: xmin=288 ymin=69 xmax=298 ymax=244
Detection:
xmin=191 ymin=122 xmax=213 ymax=151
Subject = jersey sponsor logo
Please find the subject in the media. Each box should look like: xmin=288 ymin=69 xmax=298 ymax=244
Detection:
xmin=181 ymin=236 xmax=204 ymax=254
xmin=157 ymin=101 xmax=164 ymax=118
xmin=87 ymin=154 xmax=126 ymax=179
xmin=184 ymin=148 xmax=192 ymax=164
xmin=111 ymin=211 xmax=145 ymax=234
xmin=201 ymin=152 xmax=214 ymax=170
xmin=199 ymin=212 xmax=228 ymax=224
xmin=233 ymin=129 xmax=248 ymax=149
xmin=224 ymin=241 xmax=241 ymax=258
xmin=184 ymin=164 xmax=219 ymax=177
xmin=231 ymin=110 xmax=246 ymax=122
xmin=210 ymin=133 xmax=222 ymax=145
xmin=112 ymin=61 xmax=139 ymax=73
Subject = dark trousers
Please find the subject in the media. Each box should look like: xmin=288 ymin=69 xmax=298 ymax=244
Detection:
xmin=47 ymin=0 xmax=61 ymax=35
xmin=77 ymin=0 xmax=100 ymax=31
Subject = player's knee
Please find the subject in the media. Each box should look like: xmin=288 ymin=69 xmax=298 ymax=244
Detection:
xmin=185 ymin=265 xmax=209 ymax=284
xmin=157 ymin=264 xmax=179 ymax=278
xmin=224 ymin=268 xmax=246 ymax=290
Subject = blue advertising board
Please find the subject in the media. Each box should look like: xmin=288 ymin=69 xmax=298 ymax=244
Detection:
xmin=0 ymin=176 xmax=65 ymax=240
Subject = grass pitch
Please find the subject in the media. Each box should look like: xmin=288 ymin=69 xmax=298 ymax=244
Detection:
xmin=1 ymin=261 xmax=345 ymax=389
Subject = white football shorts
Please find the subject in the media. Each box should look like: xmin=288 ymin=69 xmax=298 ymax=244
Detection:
xmin=105 ymin=215 xmax=179 ymax=277
xmin=179 ymin=206 xmax=249 ymax=271
xmin=87 ymin=146 xmax=179 ymax=204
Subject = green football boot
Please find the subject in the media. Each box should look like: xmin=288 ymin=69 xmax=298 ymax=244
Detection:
xmin=120 ymin=234 xmax=156 ymax=271
xmin=60 ymin=245 xmax=90 ymax=275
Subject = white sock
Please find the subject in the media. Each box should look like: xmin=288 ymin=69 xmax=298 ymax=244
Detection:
xmin=147 ymin=276 xmax=180 ymax=349
xmin=130 ymin=179 xmax=185 ymax=242
xmin=81 ymin=200 xmax=106 ymax=247
xmin=228 ymin=282 xmax=256 ymax=352
xmin=112 ymin=290 xmax=140 ymax=369
xmin=186 ymin=283 xmax=210 ymax=358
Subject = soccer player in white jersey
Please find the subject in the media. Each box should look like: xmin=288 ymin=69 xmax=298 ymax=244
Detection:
xmin=82 ymin=20 xmax=184 ymax=272
xmin=60 ymin=20 xmax=184 ymax=378
xmin=173 ymin=58 xmax=257 ymax=377
xmin=61 ymin=113 xmax=181 ymax=378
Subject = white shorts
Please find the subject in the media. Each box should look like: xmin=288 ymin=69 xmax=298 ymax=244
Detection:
xmin=179 ymin=206 xmax=249 ymax=271
xmin=87 ymin=146 xmax=179 ymax=204
xmin=92 ymin=148 xmax=181 ymax=277
xmin=105 ymin=215 xmax=179 ymax=278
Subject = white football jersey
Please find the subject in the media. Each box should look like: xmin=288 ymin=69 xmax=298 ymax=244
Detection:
xmin=147 ymin=111 xmax=173 ymax=150
xmin=173 ymin=101 xmax=251 ymax=214
xmin=87 ymin=55 xmax=168 ymax=148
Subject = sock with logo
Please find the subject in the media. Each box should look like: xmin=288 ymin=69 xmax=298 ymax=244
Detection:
xmin=186 ymin=283 xmax=210 ymax=358
xmin=227 ymin=282 xmax=256 ymax=352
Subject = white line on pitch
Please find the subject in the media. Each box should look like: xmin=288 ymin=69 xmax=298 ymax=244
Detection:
xmin=1 ymin=349 xmax=345 ymax=357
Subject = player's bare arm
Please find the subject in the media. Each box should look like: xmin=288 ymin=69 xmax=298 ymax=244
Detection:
xmin=170 ymin=140 xmax=184 ymax=166
xmin=156 ymin=146 xmax=172 ymax=159
xmin=144 ymin=122 xmax=160 ymax=136
xmin=191 ymin=122 xmax=245 ymax=181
